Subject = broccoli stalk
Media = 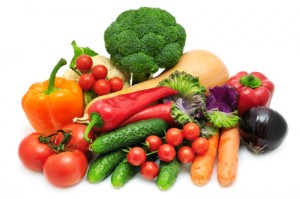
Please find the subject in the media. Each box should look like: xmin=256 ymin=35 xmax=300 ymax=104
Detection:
xmin=104 ymin=7 xmax=186 ymax=85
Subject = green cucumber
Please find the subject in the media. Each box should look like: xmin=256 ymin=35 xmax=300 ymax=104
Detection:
xmin=156 ymin=158 xmax=181 ymax=191
xmin=111 ymin=157 xmax=140 ymax=189
xmin=90 ymin=118 xmax=169 ymax=154
xmin=111 ymin=152 xmax=158 ymax=188
xmin=87 ymin=149 xmax=126 ymax=183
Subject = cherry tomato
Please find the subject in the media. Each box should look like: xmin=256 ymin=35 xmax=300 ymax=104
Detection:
xmin=76 ymin=54 xmax=93 ymax=73
xmin=92 ymin=65 xmax=108 ymax=80
xmin=43 ymin=150 xmax=88 ymax=187
xmin=157 ymin=144 xmax=176 ymax=162
xmin=182 ymin=122 xmax=201 ymax=141
xmin=165 ymin=128 xmax=183 ymax=146
xmin=177 ymin=146 xmax=195 ymax=164
xmin=192 ymin=137 xmax=209 ymax=155
xmin=56 ymin=123 xmax=94 ymax=154
xmin=79 ymin=73 xmax=95 ymax=91
xmin=109 ymin=77 xmax=124 ymax=92
xmin=18 ymin=133 xmax=55 ymax=172
xmin=93 ymin=79 xmax=111 ymax=96
xmin=141 ymin=161 xmax=159 ymax=180
xmin=127 ymin=147 xmax=147 ymax=166
xmin=145 ymin=135 xmax=162 ymax=151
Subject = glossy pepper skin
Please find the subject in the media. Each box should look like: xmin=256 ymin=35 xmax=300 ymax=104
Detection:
xmin=22 ymin=59 xmax=84 ymax=134
xmin=227 ymin=71 xmax=274 ymax=116
xmin=82 ymin=86 xmax=178 ymax=141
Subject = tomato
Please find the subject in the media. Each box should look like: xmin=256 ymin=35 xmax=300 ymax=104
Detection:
xmin=18 ymin=133 xmax=55 ymax=172
xmin=92 ymin=65 xmax=108 ymax=80
xmin=145 ymin=135 xmax=162 ymax=151
xmin=127 ymin=147 xmax=147 ymax=166
xmin=76 ymin=54 xmax=93 ymax=73
xmin=109 ymin=77 xmax=124 ymax=92
xmin=56 ymin=123 xmax=94 ymax=154
xmin=182 ymin=122 xmax=201 ymax=141
xmin=79 ymin=73 xmax=95 ymax=91
xmin=93 ymin=79 xmax=111 ymax=96
xmin=165 ymin=128 xmax=183 ymax=146
xmin=141 ymin=161 xmax=159 ymax=180
xmin=192 ymin=137 xmax=209 ymax=155
xmin=157 ymin=144 xmax=176 ymax=162
xmin=177 ymin=146 xmax=195 ymax=164
xmin=43 ymin=150 xmax=88 ymax=187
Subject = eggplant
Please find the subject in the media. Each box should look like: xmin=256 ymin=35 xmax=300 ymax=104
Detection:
xmin=239 ymin=106 xmax=288 ymax=154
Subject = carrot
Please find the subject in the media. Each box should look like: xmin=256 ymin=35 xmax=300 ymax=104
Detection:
xmin=217 ymin=127 xmax=240 ymax=187
xmin=190 ymin=131 xmax=220 ymax=186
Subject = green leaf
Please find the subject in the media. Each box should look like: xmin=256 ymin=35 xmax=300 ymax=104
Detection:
xmin=205 ymin=110 xmax=240 ymax=129
xmin=201 ymin=125 xmax=218 ymax=139
xmin=70 ymin=40 xmax=98 ymax=68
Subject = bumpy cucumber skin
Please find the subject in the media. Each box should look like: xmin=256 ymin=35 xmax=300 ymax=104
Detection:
xmin=87 ymin=150 xmax=126 ymax=183
xmin=90 ymin=119 xmax=169 ymax=154
xmin=156 ymin=158 xmax=181 ymax=191
xmin=111 ymin=157 xmax=140 ymax=189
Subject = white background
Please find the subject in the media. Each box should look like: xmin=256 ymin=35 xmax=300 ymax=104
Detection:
xmin=0 ymin=0 xmax=299 ymax=198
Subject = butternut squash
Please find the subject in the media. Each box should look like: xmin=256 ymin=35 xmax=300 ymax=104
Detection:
xmin=85 ymin=50 xmax=229 ymax=112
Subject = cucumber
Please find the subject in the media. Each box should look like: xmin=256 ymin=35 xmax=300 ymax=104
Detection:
xmin=156 ymin=158 xmax=181 ymax=191
xmin=87 ymin=149 xmax=126 ymax=183
xmin=111 ymin=157 xmax=140 ymax=189
xmin=111 ymin=152 xmax=158 ymax=188
xmin=90 ymin=118 xmax=169 ymax=154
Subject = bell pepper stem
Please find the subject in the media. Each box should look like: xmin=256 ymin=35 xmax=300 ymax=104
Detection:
xmin=239 ymin=74 xmax=262 ymax=88
xmin=84 ymin=112 xmax=104 ymax=143
xmin=44 ymin=58 xmax=67 ymax=95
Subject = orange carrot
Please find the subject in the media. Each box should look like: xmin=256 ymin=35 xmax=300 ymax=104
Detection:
xmin=217 ymin=127 xmax=240 ymax=187
xmin=190 ymin=131 xmax=220 ymax=186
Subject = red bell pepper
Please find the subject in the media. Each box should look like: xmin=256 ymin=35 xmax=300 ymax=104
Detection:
xmin=82 ymin=86 xmax=178 ymax=141
xmin=227 ymin=71 xmax=274 ymax=115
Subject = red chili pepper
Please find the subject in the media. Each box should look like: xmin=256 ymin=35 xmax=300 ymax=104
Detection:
xmin=227 ymin=71 xmax=274 ymax=115
xmin=118 ymin=102 xmax=177 ymax=127
xmin=82 ymin=86 xmax=178 ymax=141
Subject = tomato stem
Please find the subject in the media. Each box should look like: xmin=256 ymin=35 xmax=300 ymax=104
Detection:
xmin=38 ymin=130 xmax=72 ymax=153
xmin=44 ymin=58 xmax=67 ymax=95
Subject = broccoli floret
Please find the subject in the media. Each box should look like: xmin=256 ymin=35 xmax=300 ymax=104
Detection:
xmin=104 ymin=7 xmax=186 ymax=84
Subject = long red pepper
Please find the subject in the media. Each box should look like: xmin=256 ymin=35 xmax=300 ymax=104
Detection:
xmin=83 ymin=86 xmax=178 ymax=142
xmin=118 ymin=102 xmax=176 ymax=127
xmin=118 ymin=101 xmax=198 ymax=128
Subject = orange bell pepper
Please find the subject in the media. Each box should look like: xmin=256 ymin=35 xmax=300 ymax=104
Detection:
xmin=22 ymin=58 xmax=84 ymax=134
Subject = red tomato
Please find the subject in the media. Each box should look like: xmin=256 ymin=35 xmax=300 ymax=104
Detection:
xmin=177 ymin=146 xmax=195 ymax=164
xmin=127 ymin=147 xmax=147 ymax=166
xmin=157 ymin=144 xmax=176 ymax=162
xmin=93 ymin=79 xmax=111 ymax=96
xmin=43 ymin=150 xmax=88 ymax=187
xmin=79 ymin=73 xmax=95 ymax=91
xmin=145 ymin=135 xmax=162 ymax=151
xmin=76 ymin=54 xmax=93 ymax=73
xmin=182 ymin=122 xmax=201 ymax=141
xmin=165 ymin=128 xmax=183 ymax=146
xmin=92 ymin=65 xmax=108 ymax=80
xmin=56 ymin=123 xmax=94 ymax=154
xmin=141 ymin=161 xmax=159 ymax=180
xmin=18 ymin=133 xmax=55 ymax=171
xmin=109 ymin=77 xmax=124 ymax=92
xmin=192 ymin=137 xmax=209 ymax=155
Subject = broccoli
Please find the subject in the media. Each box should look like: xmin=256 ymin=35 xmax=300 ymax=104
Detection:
xmin=104 ymin=7 xmax=187 ymax=84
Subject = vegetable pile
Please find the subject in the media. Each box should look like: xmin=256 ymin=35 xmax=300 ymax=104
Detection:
xmin=18 ymin=6 xmax=288 ymax=190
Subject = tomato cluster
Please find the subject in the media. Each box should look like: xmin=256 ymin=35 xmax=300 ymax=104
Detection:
xmin=18 ymin=123 xmax=94 ymax=187
xmin=76 ymin=54 xmax=124 ymax=95
xmin=126 ymin=122 xmax=209 ymax=180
